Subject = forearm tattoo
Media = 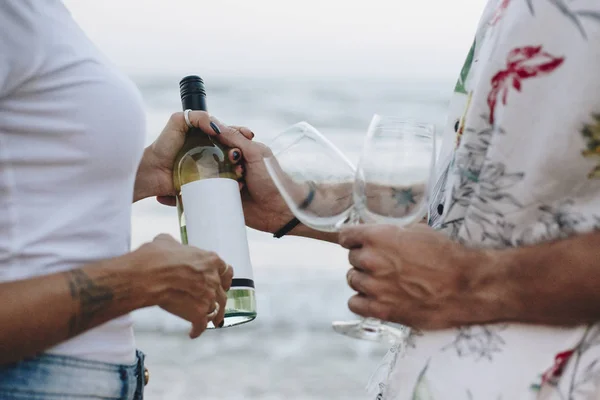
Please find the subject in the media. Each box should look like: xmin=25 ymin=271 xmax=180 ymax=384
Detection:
xmin=66 ymin=269 xmax=115 ymax=336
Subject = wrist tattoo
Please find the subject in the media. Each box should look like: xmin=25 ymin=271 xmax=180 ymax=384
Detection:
xmin=66 ymin=269 xmax=115 ymax=336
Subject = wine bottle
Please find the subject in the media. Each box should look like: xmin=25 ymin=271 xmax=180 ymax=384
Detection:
xmin=173 ymin=75 xmax=256 ymax=328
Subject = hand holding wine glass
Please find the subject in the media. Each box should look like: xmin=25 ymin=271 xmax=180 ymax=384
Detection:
xmin=338 ymin=222 xmax=482 ymax=331
xmin=263 ymin=116 xmax=436 ymax=344
xmin=331 ymin=115 xmax=436 ymax=343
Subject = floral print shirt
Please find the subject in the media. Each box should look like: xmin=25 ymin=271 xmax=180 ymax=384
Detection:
xmin=368 ymin=0 xmax=600 ymax=398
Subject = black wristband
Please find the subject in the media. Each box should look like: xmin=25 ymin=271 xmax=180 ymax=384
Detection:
xmin=273 ymin=218 xmax=302 ymax=238
xmin=273 ymin=181 xmax=317 ymax=238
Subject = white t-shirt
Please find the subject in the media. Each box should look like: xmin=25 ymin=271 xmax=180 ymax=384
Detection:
xmin=0 ymin=1 xmax=146 ymax=364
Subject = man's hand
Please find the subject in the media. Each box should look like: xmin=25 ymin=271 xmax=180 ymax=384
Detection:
xmin=133 ymin=111 xmax=253 ymax=204
xmin=338 ymin=224 xmax=506 ymax=330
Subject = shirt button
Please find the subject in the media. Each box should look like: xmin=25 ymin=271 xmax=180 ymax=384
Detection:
xmin=454 ymin=119 xmax=460 ymax=132
xmin=437 ymin=204 xmax=444 ymax=215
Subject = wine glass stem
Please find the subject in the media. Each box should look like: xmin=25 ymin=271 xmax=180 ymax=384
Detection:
xmin=347 ymin=209 xmax=361 ymax=226
xmin=360 ymin=317 xmax=383 ymax=332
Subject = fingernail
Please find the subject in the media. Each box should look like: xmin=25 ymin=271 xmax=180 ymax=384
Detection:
xmin=210 ymin=122 xmax=221 ymax=135
xmin=232 ymin=150 xmax=241 ymax=161
xmin=218 ymin=320 xmax=225 ymax=328
xmin=250 ymin=131 xmax=255 ymax=138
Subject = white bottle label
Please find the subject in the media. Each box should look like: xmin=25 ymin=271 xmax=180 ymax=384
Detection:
xmin=181 ymin=178 xmax=254 ymax=287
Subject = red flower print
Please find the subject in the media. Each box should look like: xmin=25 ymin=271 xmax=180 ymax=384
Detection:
xmin=541 ymin=349 xmax=575 ymax=386
xmin=489 ymin=0 xmax=511 ymax=26
xmin=487 ymin=46 xmax=565 ymax=124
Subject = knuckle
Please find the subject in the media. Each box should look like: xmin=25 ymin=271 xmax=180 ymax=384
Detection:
xmin=205 ymin=251 xmax=222 ymax=264
xmin=347 ymin=297 xmax=359 ymax=313
xmin=212 ymin=276 xmax=224 ymax=289
xmin=193 ymin=274 xmax=208 ymax=289
xmin=351 ymin=274 xmax=364 ymax=293
xmin=348 ymin=296 xmax=366 ymax=317
xmin=193 ymin=111 xmax=210 ymax=124
xmin=228 ymin=266 xmax=235 ymax=278
xmin=175 ymin=264 xmax=199 ymax=283
xmin=139 ymin=242 xmax=157 ymax=255
xmin=359 ymin=254 xmax=373 ymax=271
xmin=256 ymin=142 xmax=273 ymax=157
xmin=169 ymin=112 xmax=184 ymax=124
xmin=180 ymin=262 xmax=197 ymax=275
xmin=347 ymin=251 xmax=357 ymax=266
xmin=204 ymin=273 xmax=220 ymax=289
xmin=197 ymin=297 xmax=210 ymax=310
xmin=154 ymin=233 xmax=173 ymax=242
xmin=204 ymin=288 xmax=217 ymax=303
xmin=361 ymin=279 xmax=378 ymax=297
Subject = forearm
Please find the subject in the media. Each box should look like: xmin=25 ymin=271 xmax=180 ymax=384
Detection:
xmin=485 ymin=230 xmax=600 ymax=326
xmin=277 ymin=180 xmax=349 ymax=243
xmin=133 ymin=147 xmax=155 ymax=203
xmin=283 ymin=180 xmax=425 ymax=242
xmin=290 ymin=223 xmax=340 ymax=243
xmin=0 ymin=252 xmax=153 ymax=365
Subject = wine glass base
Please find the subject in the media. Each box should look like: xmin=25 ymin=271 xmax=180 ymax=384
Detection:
xmin=331 ymin=320 xmax=406 ymax=345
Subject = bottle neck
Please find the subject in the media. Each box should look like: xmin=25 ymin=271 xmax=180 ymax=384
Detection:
xmin=181 ymin=95 xmax=211 ymax=142
xmin=181 ymin=96 xmax=207 ymax=112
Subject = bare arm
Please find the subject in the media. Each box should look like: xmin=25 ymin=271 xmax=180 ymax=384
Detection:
xmin=0 ymin=254 xmax=148 ymax=365
xmin=0 ymin=235 xmax=232 ymax=365
xmin=340 ymin=224 xmax=600 ymax=330
xmin=492 ymin=230 xmax=600 ymax=326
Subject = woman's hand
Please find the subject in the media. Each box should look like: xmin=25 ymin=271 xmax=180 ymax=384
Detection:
xmin=187 ymin=117 xmax=295 ymax=234
xmin=135 ymin=234 xmax=234 ymax=337
xmin=338 ymin=224 xmax=502 ymax=330
xmin=133 ymin=111 xmax=253 ymax=204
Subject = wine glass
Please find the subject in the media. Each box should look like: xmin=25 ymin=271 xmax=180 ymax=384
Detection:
xmin=331 ymin=115 xmax=436 ymax=344
xmin=263 ymin=117 xmax=436 ymax=344
xmin=264 ymin=122 xmax=356 ymax=232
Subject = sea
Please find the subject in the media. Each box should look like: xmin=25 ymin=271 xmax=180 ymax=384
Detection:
xmin=129 ymin=75 xmax=453 ymax=399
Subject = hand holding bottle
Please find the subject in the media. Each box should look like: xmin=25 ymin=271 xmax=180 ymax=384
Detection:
xmin=133 ymin=110 xmax=254 ymax=205
xmin=135 ymin=234 xmax=234 ymax=337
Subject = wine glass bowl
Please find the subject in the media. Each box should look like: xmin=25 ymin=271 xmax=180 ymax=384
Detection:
xmin=263 ymin=122 xmax=356 ymax=232
xmin=354 ymin=117 xmax=436 ymax=226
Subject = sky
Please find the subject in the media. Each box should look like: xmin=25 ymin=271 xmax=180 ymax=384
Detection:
xmin=63 ymin=0 xmax=487 ymax=80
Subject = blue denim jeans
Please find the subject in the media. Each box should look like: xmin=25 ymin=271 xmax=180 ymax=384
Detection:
xmin=0 ymin=350 xmax=146 ymax=399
